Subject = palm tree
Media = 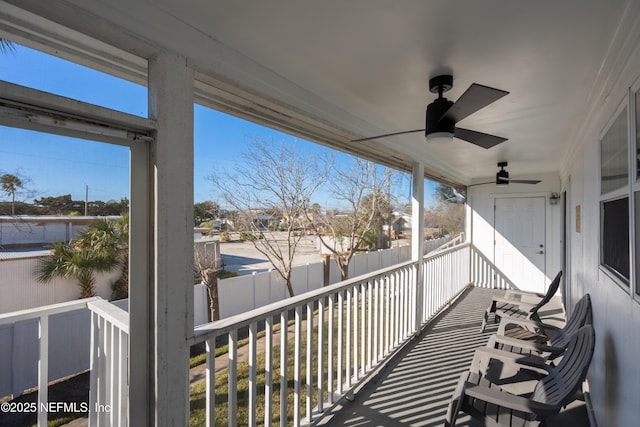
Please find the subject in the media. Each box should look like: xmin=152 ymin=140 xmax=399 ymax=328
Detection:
xmin=78 ymin=215 xmax=129 ymax=299
xmin=36 ymin=215 xmax=129 ymax=299
xmin=1 ymin=173 xmax=24 ymax=215
xmin=36 ymin=241 xmax=116 ymax=298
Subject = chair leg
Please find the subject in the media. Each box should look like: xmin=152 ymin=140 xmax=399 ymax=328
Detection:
xmin=480 ymin=307 xmax=490 ymax=332
xmin=445 ymin=372 xmax=469 ymax=427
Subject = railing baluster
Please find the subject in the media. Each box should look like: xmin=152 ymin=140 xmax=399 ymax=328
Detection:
xmin=366 ymin=280 xmax=372 ymax=370
xmin=228 ymin=329 xmax=238 ymax=427
xmin=98 ymin=315 xmax=107 ymax=426
xmin=119 ymin=328 xmax=128 ymax=427
xmin=205 ymin=335 xmax=216 ymax=427
xmin=249 ymin=322 xmax=257 ymax=427
xmin=264 ymin=317 xmax=273 ymax=427
xmin=110 ymin=322 xmax=118 ymax=427
xmin=337 ymin=290 xmax=344 ymax=394
xmin=305 ymin=303 xmax=313 ymax=421
xmin=360 ymin=283 xmax=366 ymax=375
xmin=293 ymin=306 xmax=302 ymax=427
xmin=279 ymin=312 xmax=288 ymax=427
xmin=384 ymin=276 xmax=390 ymax=354
xmin=327 ymin=293 xmax=335 ymax=403
xmin=317 ymin=297 xmax=325 ymax=413
xmin=353 ymin=284 xmax=359 ymax=382
xmin=108 ymin=322 xmax=116 ymax=427
xmin=373 ymin=277 xmax=379 ymax=364
xmin=345 ymin=287 xmax=351 ymax=388
xmin=89 ymin=311 xmax=98 ymax=426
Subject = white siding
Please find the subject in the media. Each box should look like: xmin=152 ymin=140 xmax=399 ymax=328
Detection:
xmin=560 ymin=20 xmax=640 ymax=427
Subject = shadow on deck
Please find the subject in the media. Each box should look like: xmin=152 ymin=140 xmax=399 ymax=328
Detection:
xmin=317 ymin=287 xmax=590 ymax=427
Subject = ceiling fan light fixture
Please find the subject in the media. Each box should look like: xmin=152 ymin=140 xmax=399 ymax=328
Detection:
xmin=426 ymin=131 xmax=454 ymax=144
xmin=496 ymin=169 xmax=509 ymax=186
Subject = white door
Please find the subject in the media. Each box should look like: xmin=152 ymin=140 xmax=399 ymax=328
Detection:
xmin=494 ymin=197 xmax=546 ymax=292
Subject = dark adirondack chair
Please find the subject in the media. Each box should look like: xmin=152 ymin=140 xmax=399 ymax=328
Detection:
xmin=490 ymin=293 xmax=591 ymax=357
xmin=444 ymin=325 xmax=595 ymax=427
xmin=481 ymin=271 xmax=562 ymax=333
xmin=471 ymin=294 xmax=592 ymax=377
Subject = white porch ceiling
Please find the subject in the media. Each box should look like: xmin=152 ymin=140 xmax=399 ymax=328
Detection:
xmin=4 ymin=0 xmax=635 ymax=186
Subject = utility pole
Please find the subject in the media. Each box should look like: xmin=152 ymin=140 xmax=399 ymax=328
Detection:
xmin=84 ymin=184 xmax=88 ymax=216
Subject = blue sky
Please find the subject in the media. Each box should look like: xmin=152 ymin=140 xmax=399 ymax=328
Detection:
xmin=0 ymin=43 xmax=439 ymax=209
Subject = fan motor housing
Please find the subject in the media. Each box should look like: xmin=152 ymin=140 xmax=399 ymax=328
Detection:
xmin=426 ymin=98 xmax=455 ymax=137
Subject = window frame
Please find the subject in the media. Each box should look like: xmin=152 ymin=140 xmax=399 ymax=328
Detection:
xmin=599 ymin=96 xmax=632 ymax=292
xmin=632 ymin=81 xmax=640 ymax=301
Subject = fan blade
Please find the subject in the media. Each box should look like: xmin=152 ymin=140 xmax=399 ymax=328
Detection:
xmin=351 ymin=128 xmax=425 ymax=142
xmin=454 ymin=127 xmax=507 ymax=149
xmin=441 ymin=83 xmax=509 ymax=123
xmin=506 ymin=178 xmax=541 ymax=185
xmin=466 ymin=181 xmax=495 ymax=187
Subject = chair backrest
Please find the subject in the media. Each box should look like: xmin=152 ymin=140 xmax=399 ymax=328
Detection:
xmin=529 ymin=271 xmax=563 ymax=316
xmin=549 ymin=293 xmax=591 ymax=348
xmin=531 ymin=325 xmax=595 ymax=408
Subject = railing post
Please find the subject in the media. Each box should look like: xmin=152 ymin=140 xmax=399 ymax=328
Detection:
xmin=411 ymin=162 xmax=425 ymax=328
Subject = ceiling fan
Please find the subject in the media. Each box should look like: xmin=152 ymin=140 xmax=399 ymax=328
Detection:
xmin=352 ymin=74 xmax=509 ymax=149
xmin=469 ymin=162 xmax=542 ymax=186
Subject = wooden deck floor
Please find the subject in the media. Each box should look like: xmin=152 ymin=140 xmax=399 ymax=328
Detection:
xmin=317 ymin=286 xmax=590 ymax=427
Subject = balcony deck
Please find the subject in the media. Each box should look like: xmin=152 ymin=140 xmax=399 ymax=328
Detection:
xmin=317 ymin=287 xmax=591 ymax=427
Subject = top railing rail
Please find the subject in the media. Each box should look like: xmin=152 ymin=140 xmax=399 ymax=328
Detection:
xmin=0 ymin=297 xmax=100 ymax=325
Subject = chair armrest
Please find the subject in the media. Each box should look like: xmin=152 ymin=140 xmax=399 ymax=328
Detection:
xmin=463 ymin=381 xmax=560 ymax=417
xmin=491 ymin=334 xmax=565 ymax=357
xmin=497 ymin=316 xmax=545 ymax=335
xmin=504 ymin=289 xmax=545 ymax=299
xmin=471 ymin=347 xmax=550 ymax=376
xmin=492 ymin=296 xmax=538 ymax=309
xmin=497 ymin=315 xmax=563 ymax=336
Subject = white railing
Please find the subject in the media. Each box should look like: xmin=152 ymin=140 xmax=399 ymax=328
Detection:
xmin=422 ymin=243 xmax=472 ymax=321
xmin=0 ymin=297 xmax=100 ymax=427
xmin=191 ymin=260 xmax=418 ymax=427
xmin=87 ymin=300 xmax=129 ymax=427
xmin=470 ymin=245 xmax=515 ymax=289
xmin=189 ymin=243 xmax=471 ymax=427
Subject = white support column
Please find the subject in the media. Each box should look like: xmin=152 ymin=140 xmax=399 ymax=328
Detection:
xmin=129 ymin=138 xmax=151 ymax=425
xmin=411 ymin=162 xmax=425 ymax=327
xmin=148 ymin=52 xmax=194 ymax=427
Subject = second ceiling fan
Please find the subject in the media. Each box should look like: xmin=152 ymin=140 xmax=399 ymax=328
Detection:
xmin=353 ymin=74 xmax=509 ymax=149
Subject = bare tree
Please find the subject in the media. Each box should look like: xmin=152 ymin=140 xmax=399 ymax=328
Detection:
xmin=308 ymin=159 xmax=394 ymax=281
xmin=425 ymin=184 xmax=466 ymax=237
xmin=211 ymin=138 xmax=331 ymax=297
xmin=194 ymin=242 xmax=220 ymax=321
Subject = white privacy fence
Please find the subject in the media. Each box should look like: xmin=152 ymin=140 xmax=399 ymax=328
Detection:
xmin=0 ymin=255 xmax=117 ymax=314
xmin=217 ymin=245 xmax=412 ymax=318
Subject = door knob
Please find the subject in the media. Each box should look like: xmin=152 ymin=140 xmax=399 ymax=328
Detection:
xmin=537 ymin=250 xmax=544 ymax=254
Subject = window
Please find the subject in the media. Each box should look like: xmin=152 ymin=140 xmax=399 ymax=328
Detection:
xmin=600 ymin=104 xmax=630 ymax=287
xmin=601 ymin=106 xmax=628 ymax=194
xmin=602 ymin=197 xmax=629 ymax=283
